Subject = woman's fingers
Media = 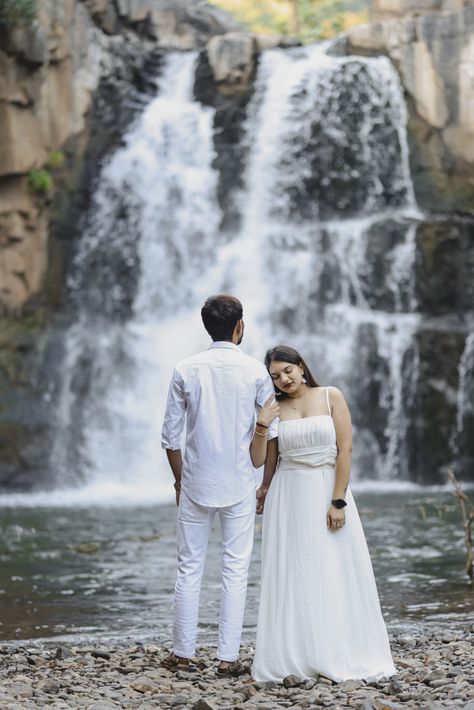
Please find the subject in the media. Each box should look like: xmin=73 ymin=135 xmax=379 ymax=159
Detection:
xmin=257 ymin=396 xmax=280 ymax=426
xmin=327 ymin=510 xmax=345 ymax=530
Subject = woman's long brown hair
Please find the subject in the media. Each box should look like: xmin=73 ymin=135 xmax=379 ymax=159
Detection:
xmin=265 ymin=345 xmax=319 ymax=398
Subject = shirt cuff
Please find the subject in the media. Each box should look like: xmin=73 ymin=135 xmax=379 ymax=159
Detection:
xmin=161 ymin=439 xmax=182 ymax=450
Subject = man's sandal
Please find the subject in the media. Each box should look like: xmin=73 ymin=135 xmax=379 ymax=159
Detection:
xmin=160 ymin=653 xmax=195 ymax=673
xmin=216 ymin=660 xmax=250 ymax=677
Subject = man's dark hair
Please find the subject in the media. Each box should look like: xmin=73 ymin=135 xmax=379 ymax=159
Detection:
xmin=201 ymin=295 xmax=243 ymax=341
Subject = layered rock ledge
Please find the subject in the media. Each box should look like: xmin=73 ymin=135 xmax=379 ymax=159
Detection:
xmin=0 ymin=0 xmax=238 ymax=311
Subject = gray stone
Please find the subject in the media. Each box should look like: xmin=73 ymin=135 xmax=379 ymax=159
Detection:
xmin=319 ymin=676 xmax=334 ymax=686
xmin=396 ymin=657 xmax=421 ymax=669
xmin=341 ymin=679 xmax=363 ymax=691
xmin=5 ymin=682 xmax=34 ymax=698
xmin=55 ymin=646 xmax=73 ymax=660
xmin=373 ymin=701 xmax=404 ymax=710
xmin=192 ymin=700 xmax=218 ymax=710
xmin=37 ymin=678 xmax=61 ymax=694
xmin=130 ymin=678 xmax=160 ymax=693
xmin=283 ymin=675 xmax=305 ymax=688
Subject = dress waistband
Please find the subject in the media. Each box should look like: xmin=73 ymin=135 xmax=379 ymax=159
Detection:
xmin=279 ymin=444 xmax=337 ymax=470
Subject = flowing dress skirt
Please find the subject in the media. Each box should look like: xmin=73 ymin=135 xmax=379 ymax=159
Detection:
xmin=252 ymin=432 xmax=396 ymax=682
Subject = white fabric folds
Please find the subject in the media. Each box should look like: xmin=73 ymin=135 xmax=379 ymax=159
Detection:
xmin=252 ymin=415 xmax=396 ymax=683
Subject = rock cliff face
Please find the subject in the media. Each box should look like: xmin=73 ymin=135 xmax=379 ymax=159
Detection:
xmin=347 ymin=4 xmax=474 ymax=213
xmin=0 ymin=0 xmax=237 ymax=312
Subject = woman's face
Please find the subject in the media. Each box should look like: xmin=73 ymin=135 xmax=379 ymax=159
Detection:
xmin=268 ymin=360 xmax=304 ymax=394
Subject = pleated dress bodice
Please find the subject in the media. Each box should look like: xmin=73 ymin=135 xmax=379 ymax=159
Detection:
xmin=278 ymin=415 xmax=337 ymax=470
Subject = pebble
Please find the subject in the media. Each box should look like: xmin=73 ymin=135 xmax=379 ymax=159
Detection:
xmin=0 ymin=629 xmax=471 ymax=709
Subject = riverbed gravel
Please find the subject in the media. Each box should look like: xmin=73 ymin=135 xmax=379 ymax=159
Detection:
xmin=0 ymin=626 xmax=473 ymax=709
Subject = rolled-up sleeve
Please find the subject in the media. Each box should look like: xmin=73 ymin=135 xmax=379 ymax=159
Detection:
xmin=256 ymin=371 xmax=279 ymax=441
xmin=161 ymin=367 xmax=186 ymax=450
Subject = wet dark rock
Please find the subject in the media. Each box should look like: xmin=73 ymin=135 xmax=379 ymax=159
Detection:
xmin=357 ymin=217 xmax=417 ymax=313
xmin=347 ymin=322 xmax=391 ymax=461
xmin=275 ymin=60 xmax=409 ymax=223
xmin=406 ymin=326 xmax=468 ymax=482
xmin=415 ymin=218 xmax=474 ymax=317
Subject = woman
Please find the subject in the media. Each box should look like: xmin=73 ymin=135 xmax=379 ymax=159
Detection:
xmin=252 ymin=345 xmax=396 ymax=683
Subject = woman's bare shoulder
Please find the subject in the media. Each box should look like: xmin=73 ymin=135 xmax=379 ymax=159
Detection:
xmin=326 ymin=386 xmax=347 ymax=404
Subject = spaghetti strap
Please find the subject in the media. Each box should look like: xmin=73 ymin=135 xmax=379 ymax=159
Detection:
xmin=326 ymin=386 xmax=331 ymax=416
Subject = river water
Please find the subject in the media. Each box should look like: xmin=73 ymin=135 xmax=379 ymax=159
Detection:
xmin=0 ymin=488 xmax=472 ymax=645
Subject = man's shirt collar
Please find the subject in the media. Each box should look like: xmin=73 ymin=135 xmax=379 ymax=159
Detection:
xmin=208 ymin=341 xmax=240 ymax=351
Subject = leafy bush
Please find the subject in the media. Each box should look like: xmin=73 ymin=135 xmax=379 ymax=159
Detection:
xmin=28 ymin=169 xmax=53 ymax=194
xmin=45 ymin=151 xmax=65 ymax=170
xmin=0 ymin=0 xmax=37 ymax=25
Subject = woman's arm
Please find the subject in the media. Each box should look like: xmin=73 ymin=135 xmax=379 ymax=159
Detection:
xmin=250 ymin=396 xmax=279 ymax=468
xmin=256 ymin=438 xmax=279 ymax=515
xmin=327 ymin=387 xmax=353 ymax=530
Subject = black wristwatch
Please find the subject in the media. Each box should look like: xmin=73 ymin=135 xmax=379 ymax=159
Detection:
xmin=331 ymin=498 xmax=347 ymax=509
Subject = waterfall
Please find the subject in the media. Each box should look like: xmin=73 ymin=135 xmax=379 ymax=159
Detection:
xmin=236 ymin=46 xmax=421 ymax=480
xmin=47 ymin=51 xmax=224 ymax=504
xmin=3 ymin=44 xmax=436 ymax=506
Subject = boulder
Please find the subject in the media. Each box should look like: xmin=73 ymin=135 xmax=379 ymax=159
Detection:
xmin=206 ymin=32 xmax=258 ymax=95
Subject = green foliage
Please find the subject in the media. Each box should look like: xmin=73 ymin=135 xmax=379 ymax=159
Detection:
xmin=45 ymin=151 xmax=65 ymax=170
xmin=27 ymin=153 xmax=64 ymax=195
xmin=28 ymin=169 xmax=53 ymax=194
xmin=210 ymin=0 xmax=368 ymax=41
xmin=0 ymin=0 xmax=37 ymax=25
xmin=299 ymin=0 xmax=367 ymax=41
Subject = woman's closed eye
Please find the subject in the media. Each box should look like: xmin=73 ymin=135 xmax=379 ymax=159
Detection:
xmin=271 ymin=367 xmax=293 ymax=381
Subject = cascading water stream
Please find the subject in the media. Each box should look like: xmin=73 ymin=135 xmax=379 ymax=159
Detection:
xmin=1 ymin=44 xmax=438 ymax=507
xmin=237 ymin=46 xmax=421 ymax=480
xmin=47 ymin=52 xmax=224 ymax=504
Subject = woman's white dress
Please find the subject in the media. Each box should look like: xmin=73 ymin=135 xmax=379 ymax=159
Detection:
xmin=252 ymin=393 xmax=396 ymax=683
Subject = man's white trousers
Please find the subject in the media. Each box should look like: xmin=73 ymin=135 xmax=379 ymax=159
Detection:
xmin=173 ymin=489 xmax=255 ymax=662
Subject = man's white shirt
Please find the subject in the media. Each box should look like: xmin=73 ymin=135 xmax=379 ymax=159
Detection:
xmin=161 ymin=341 xmax=278 ymax=507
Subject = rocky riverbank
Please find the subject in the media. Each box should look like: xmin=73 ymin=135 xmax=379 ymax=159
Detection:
xmin=1 ymin=626 xmax=473 ymax=709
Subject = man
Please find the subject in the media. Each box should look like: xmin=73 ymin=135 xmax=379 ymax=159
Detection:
xmin=161 ymin=294 xmax=279 ymax=676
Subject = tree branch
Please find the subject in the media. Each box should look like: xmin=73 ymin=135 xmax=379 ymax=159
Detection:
xmin=448 ymin=469 xmax=473 ymax=584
